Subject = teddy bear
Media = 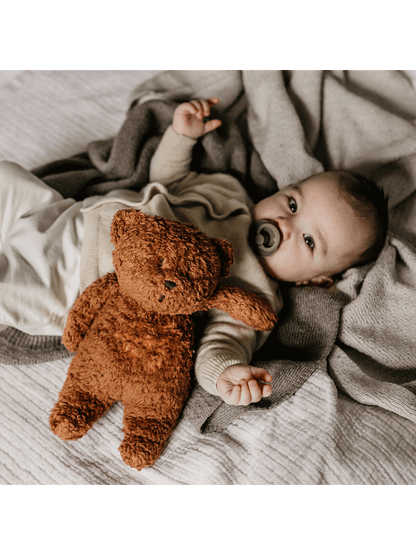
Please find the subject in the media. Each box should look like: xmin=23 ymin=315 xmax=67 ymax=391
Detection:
xmin=49 ymin=209 xmax=277 ymax=471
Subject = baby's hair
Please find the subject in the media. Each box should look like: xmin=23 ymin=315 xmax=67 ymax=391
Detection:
xmin=335 ymin=170 xmax=389 ymax=266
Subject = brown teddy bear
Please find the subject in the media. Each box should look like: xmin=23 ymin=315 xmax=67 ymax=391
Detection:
xmin=49 ymin=209 xmax=277 ymax=471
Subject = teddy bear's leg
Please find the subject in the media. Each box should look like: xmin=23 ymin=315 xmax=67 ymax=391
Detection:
xmin=118 ymin=406 xmax=181 ymax=471
xmin=50 ymin=375 xmax=114 ymax=441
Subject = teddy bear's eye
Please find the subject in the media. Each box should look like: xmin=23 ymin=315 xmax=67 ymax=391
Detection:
xmin=158 ymin=258 xmax=164 ymax=267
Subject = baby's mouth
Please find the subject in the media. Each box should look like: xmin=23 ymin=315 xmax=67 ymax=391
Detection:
xmin=249 ymin=220 xmax=281 ymax=257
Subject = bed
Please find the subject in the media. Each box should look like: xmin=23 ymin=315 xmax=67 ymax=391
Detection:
xmin=1 ymin=69 xmax=416 ymax=485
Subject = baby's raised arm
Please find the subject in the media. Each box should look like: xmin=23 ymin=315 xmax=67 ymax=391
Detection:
xmin=149 ymin=98 xmax=222 ymax=185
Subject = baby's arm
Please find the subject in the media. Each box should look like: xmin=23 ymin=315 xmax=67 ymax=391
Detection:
xmin=149 ymin=98 xmax=222 ymax=185
xmin=202 ymin=284 xmax=276 ymax=405
xmin=194 ymin=306 xmax=275 ymax=405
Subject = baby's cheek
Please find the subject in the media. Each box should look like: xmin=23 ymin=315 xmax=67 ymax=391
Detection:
xmin=260 ymin=249 xmax=312 ymax=283
xmin=258 ymin=256 xmax=280 ymax=281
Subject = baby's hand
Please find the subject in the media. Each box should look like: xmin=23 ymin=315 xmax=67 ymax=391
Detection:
xmin=172 ymin=98 xmax=222 ymax=139
xmin=217 ymin=364 xmax=273 ymax=406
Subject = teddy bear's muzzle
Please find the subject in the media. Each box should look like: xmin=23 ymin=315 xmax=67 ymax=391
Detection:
xmin=159 ymin=280 xmax=178 ymax=303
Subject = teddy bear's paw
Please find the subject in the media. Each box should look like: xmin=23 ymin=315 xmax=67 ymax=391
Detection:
xmin=49 ymin=396 xmax=110 ymax=441
xmin=49 ymin=404 xmax=93 ymax=440
xmin=119 ymin=434 xmax=165 ymax=471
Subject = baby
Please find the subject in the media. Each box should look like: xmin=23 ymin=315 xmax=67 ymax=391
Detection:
xmin=0 ymin=98 xmax=388 ymax=407
xmin=169 ymin=98 xmax=389 ymax=405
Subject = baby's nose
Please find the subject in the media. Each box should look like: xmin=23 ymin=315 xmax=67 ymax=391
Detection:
xmin=277 ymin=218 xmax=292 ymax=240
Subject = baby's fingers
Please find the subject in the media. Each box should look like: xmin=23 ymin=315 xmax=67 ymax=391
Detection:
xmin=237 ymin=380 xmax=253 ymax=406
xmin=251 ymin=367 xmax=273 ymax=384
xmin=207 ymin=97 xmax=220 ymax=107
xmin=190 ymin=98 xmax=220 ymax=119
xmin=260 ymin=382 xmax=273 ymax=398
xmin=200 ymin=99 xmax=212 ymax=117
xmin=247 ymin=379 xmax=263 ymax=403
xmin=224 ymin=382 xmax=250 ymax=406
xmin=203 ymin=119 xmax=222 ymax=134
xmin=226 ymin=384 xmax=243 ymax=405
xmin=253 ymin=367 xmax=273 ymax=398
xmin=205 ymin=97 xmax=220 ymax=111
xmin=198 ymin=97 xmax=220 ymax=115
xmin=189 ymin=100 xmax=207 ymax=119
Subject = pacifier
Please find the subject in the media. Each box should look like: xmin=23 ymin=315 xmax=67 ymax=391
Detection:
xmin=249 ymin=220 xmax=281 ymax=257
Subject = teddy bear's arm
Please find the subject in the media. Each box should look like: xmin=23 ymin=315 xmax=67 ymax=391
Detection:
xmin=63 ymin=273 xmax=119 ymax=352
xmin=206 ymin=284 xmax=278 ymax=331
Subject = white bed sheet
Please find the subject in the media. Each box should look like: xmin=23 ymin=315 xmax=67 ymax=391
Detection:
xmin=1 ymin=70 xmax=416 ymax=485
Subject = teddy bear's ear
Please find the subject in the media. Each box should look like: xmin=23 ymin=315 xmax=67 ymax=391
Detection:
xmin=110 ymin=209 xmax=147 ymax=244
xmin=211 ymin=238 xmax=234 ymax=278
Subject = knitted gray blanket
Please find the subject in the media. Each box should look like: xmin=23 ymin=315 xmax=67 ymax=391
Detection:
xmin=2 ymin=70 xmax=416 ymax=428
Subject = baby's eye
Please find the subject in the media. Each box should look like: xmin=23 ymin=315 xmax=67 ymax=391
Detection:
xmin=288 ymin=197 xmax=297 ymax=213
xmin=303 ymin=234 xmax=315 ymax=250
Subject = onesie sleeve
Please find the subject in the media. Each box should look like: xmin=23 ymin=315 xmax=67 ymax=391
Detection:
xmin=149 ymin=126 xmax=198 ymax=185
xmin=194 ymin=286 xmax=283 ymax=397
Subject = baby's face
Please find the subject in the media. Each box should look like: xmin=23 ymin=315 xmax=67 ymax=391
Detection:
xmin=251 ymin=172 xmax=371 ymax=284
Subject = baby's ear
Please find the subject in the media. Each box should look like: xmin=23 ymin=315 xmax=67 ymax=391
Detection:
xmin=211 ymin=238 xmax=234 ymax=277
xmin=110 ymin=209 xmax=147 ymax=244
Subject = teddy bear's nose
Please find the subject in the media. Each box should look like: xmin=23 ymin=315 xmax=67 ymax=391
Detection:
xmin=164 ymin=280 xmax=177 ymax=290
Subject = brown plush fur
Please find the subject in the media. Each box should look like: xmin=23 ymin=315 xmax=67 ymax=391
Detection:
xmin=49 ymin=210 xmax=277 ymax=471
